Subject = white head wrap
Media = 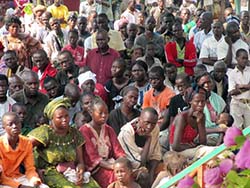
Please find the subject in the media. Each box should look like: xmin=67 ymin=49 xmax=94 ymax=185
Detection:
xmin=78 ymin=71 xmax=97 ymax=88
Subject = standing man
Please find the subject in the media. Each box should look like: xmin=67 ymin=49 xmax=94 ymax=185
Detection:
xmin=85 ymin=29 xmax=120 ymax=85
xmin=47 ymin=0 xmax=69 ymax=28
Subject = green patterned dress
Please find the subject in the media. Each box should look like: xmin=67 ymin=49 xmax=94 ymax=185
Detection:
xmin=28 ymin=125 xmax=97 ymax=188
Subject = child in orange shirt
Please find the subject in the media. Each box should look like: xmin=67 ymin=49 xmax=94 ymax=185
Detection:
xmin=0 ymin=112 xmax=48 ymax=188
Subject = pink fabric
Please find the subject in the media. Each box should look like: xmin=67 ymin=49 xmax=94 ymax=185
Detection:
xmin=79 ymin=124 xmax=125 ymax=188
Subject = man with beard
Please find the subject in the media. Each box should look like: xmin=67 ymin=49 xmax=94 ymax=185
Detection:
xmin=217 ymin=21 xmax=249 ymax=69
xmin=11 ymin=71 xmax=49 ymax=129
xmin=0 ymin=74 xmax=16 ymax=135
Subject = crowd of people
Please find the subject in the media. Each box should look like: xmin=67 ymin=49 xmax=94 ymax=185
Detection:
xmin=0 ymin=0 xmax=248 ymax=187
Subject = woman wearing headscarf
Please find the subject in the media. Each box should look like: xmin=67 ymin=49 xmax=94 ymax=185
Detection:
xmin=28 ymin=98 xmax=98 ymax=187
xmin=78 ymin=70 xmax=107 ymax=103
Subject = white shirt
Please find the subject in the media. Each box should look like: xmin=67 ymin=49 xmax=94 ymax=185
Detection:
xmin=79 ymin=1 xmax=96 ymax=17
xmin=228 ymin=66 xmax=250 ymax=100
xmin=217 ymin=38 xmax=249 ymax=65
xmin=121 ymin=9 xmax=139 ymax=24
xmin=194 ymin=29 xmax=213 ymax=52
xmin=199 ymin=35 xmax=224 ymax=72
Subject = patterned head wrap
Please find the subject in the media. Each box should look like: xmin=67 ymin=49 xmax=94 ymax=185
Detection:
xmin=44 ymin=98 xmax=71 ymax=120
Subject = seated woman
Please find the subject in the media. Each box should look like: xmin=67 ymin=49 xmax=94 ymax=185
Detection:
xmin=79 ymin=98 xmax=125 ymax=188
xmin=28 ymin=99 xmax=87 ymax=188
xmin=169 ymin=90 xmax=207 ymax=159
xmin=107 ymin=86 xmax=140 ymax=135
xmin=78 ymin=69 xmax=107 ymax=103
xmin=195 ymin=72 xmax=226 ymax=145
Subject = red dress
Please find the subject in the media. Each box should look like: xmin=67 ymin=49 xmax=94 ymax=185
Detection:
xmin=79 ymin=124 xmax=125 ymax=188
xmin=169 ymin=124 xmax=198 ymax=145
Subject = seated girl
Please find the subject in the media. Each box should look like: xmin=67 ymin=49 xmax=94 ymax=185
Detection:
xmin=169 ymin=90 xmax=208 ymax=159
xmin=79 ymin=98 xmax=125 ymax=188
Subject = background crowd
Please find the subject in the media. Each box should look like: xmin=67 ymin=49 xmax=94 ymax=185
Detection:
xmin=0 ymin=0 xmax=248 ymax=187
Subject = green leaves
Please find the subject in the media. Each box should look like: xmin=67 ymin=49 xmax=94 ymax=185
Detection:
xmin=224 ymin=170 xmax=250 ymax=188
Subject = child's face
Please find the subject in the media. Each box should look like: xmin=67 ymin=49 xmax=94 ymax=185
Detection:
xmin=75 ymin=114 xmax=88 ymax=128
xmin=114 ymin=163 xmax=131 ymax=184
xmin=217 ymin=113 xmax=229 ymax=125
xmin=14 ymin=106 xmax=26 ymax=123
xmin=91 ymin=104 xmax=108 ymax=126
xmin=111 ymin=61 xmax=125 ymax=78
xmin=81 ymin=95 xmax=93 ymax=112
xmin=3 ymin=115 xmax=22 ymax=138
xmin=69 ymin=32 xmax=78 ymax=46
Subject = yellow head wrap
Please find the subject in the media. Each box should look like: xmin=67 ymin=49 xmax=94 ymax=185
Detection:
xmin=44 ymin=98 xmax=71 ymax=120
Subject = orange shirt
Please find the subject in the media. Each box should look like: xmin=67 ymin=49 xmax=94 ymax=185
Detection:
xmin=142 ymin=87 xmax=175 ymax=113
xmin=0 ymin=135 xmax=40 ymax=187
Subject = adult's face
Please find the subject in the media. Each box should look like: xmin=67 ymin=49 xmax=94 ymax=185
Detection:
xmin=127 ymin=24 xmax=138 ymax=38
xmin=190 ymin=93 xmax=206 ymax=112
xmin=175 ymin=78 xmax=188 ymax=96
xmin=23 ymin=73 xmax=39 ymax=97
xmin=227 ymin=24 xmax=241 ymax=43
xmin=236 ymin=51 xmax=248 ymax=69
xmin=77 ymin=17 xmax=87 ymax=31
xmin=197 ymin=75 xmax=213 ymax=92
xmin=0 ymin=80 xmax=8 ymax=99
xmin=145 ymin=17 xmax=156 ymax=31
xmin=132 ymin=64 xmax=146 ymax=82
xmin=180 ymin=9 xmax=190 ymax=23
xmin=241 ymin=12 xmax=249 ymax=25
xmin=41 ymin=14 xmax=51 ymax=27
xmin=8 ymin=23 xmax=20 ymax=37
xmin=165 ymin=67 xmax=177 ymax=83
xmin=213 ymin=67 xmax=226 ymax=82
xmin=3 ymin=53 xmax=18 ymax=70
xmin=32 ymin=53 xmax=48 ymax=72
xmin=137 ymin=111 xmax=158 ymax=136
xmin=212 ymin=22 xmax=223 ymax=37
xmin=9 ymin=78 xmax=23 ymax=96
xmin=123 ymin=90 xmax=138 ymax=109
xmin=148 ymin=72 xmax=164 ymax=90
xmin=52 ymin=107 xmax=70 ymax=132
xmin=172 ymin=24 xmax=183 ymax=39
xmin=96 ymin=32 xmax=109 ymax=49
xmin=81 ymin=79 xmax=95 ymax=93
xmin=161 ymin=16 xmax=174 ymax=31
xmin=57 ymin=54 xmax=73 ymax=71
xmin=3 ymin=115 xmax=22 ymax=138
xmin=44 ymin=80 xmax=59 ymax=99
xmin=199 ymin=13 xmax=212 ymax=29
xmin=96 ymin=16 xmax=109 ymax=31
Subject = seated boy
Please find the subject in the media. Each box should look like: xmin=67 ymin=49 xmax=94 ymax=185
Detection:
xmin=0 ymin=112 xmax=47 ymax=188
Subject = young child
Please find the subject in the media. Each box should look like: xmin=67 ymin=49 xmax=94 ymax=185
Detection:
xmin=62 ymin=29 xmax=85 ymax=67
xmin=0 ymin=112 xmax=48 ymax=187
xmin=108 ymin=157 xmax=141 ymax=188
xmin=152 ymin=151 xmax=188 ymax=188
xmin=12 ymin=103 xmax=32 ymax=136
xmin=216 ymin=112 xmax=234 ymax=145
xmin=73 ymin=111 xmax=92 ymax=129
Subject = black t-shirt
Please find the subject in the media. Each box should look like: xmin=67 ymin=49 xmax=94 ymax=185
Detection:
xmin=168 ymin=94 xmax=189 ymax=119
